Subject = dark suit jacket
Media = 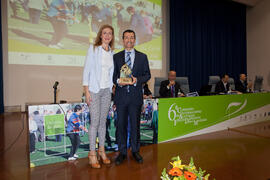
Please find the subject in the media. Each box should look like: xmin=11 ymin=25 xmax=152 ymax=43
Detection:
xmin=113 ymin=49 xmax=151 ymax=105
xmin=159 ymin=80 xmax=184 ymax=98
xmin=143 ymin=83 xmax=152 ymax=96
xmin=235 ymin=80 xmax=247 ymax=93
xmin=215 ymin=80 xmax=230 ymax=93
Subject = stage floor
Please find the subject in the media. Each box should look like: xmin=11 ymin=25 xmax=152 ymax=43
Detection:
xmin=0 ymin=112 xmax=270 ymax=180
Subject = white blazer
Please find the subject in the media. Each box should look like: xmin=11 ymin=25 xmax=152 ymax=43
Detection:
xmin=83 ymin=45 xmax=114 ymax=93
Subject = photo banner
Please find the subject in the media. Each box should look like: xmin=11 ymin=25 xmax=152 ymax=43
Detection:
xmin=28 ymin=99 xmax=158 ymax=167
xmin=158 ymin=93 xmax=270 ymax=142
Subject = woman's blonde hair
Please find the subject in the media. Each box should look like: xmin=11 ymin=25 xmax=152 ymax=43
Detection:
xmin=94 ymin=24 xmax=115 ymax=50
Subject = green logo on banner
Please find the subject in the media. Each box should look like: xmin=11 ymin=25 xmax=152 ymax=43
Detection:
xmin=44 ymin=114 xmax=65 ymax=136
xmin=168 ymin=103 xmax=207 ymax=126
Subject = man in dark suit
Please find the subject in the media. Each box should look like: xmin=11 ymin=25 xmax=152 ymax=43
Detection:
xmin=113 ymin=29 xmax=151 ymax=165
xmin=235 ymin=74 xmax=252 ymax=93
xmin=159 ymin=71 xmax=185 ymax=98
xmin=143 ymin=83 xmax=152 ymax=99
xmin=215 ymin=74 xmax=230 ymax=94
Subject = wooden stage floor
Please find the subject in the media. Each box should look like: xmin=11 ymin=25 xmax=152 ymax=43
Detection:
xmin=0 ymin=112 xmax=270 ymax=180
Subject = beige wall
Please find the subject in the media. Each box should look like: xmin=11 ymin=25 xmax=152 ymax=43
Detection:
xmin=2 ymin=0 xmax=169 ymax=111
xmin=247 ymin=0 xmax=270 ymax=91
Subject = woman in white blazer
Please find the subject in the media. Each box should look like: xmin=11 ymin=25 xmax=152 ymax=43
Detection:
xmin=83 ymin=24 xmax=114 ymax=168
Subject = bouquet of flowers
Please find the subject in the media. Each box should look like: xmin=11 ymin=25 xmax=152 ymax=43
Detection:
xmin=160 ymin=156 xmax=214 ymax=180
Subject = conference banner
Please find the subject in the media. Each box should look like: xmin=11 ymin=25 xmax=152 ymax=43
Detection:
xmin=158 ymin=93 xmax=270 ymax=142
xmin=28 ymin=99 xmax=158 ymax=167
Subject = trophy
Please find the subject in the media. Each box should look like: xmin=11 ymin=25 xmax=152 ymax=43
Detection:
xmin=119 ymin=64 xmax=132 ymax=84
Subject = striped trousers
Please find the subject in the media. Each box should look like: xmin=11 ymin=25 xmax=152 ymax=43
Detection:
xmin=88 ymin=88 xmax=111 ymax=151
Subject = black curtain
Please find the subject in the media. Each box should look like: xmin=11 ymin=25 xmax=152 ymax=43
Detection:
xmin=0 ymin=2 xmax=4 ymax=114
xmin=170 ymin=0 xmax=247 ymax=92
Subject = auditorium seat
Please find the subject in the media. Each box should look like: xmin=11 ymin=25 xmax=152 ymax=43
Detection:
xmin=175 ymin=77 xmax=190 ymax=94
xmin=154 ymin=77 xmax=167 ymax=97
xmin=228 ymin=78 xmax=235 ymax=91
xmin=208 ymin=76 xmax=220 ymax=92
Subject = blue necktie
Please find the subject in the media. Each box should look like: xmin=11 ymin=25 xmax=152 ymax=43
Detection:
xmin=171 ymin=85 xmax=175 ymax=97
xmin=125 ymin=52 xmax=131 ymax=92
xmin=126 ymin=52 xmax=131 ymax=68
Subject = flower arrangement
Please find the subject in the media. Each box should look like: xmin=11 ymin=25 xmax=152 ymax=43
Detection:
xmin=161 ymin=156 xmax=214 ymax=180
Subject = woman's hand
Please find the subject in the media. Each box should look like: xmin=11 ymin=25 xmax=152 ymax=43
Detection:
xmin=85 ymin=91 xmax=91 ymax=106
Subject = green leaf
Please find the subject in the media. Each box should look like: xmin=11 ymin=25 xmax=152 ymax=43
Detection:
xmin=204 ymin=174 xmax=210 ymax=180
xmin=178 ymin=176 xmax=187 ymax=180
xmin=189 ymin=157 xmax=194 ymax=167
xmin=160 ymin=168 xmax=170 ymax=180
xmin=161 ymin=168 xmax=167 ymax=176
xmin=171 ymin=156 xmax=180 ymax=161
xmin=197 ymin=167 xmax=206 ymax=177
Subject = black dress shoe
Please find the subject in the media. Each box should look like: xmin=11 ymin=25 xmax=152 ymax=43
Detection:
xmin=132 ymin=152 xmax=143 ymax=164
xmin=115 ymin=153 xmax=126 ymax=165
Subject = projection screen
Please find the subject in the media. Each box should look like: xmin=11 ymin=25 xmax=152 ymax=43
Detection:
xmin=7 ymin=0 xmax=162 ymax=69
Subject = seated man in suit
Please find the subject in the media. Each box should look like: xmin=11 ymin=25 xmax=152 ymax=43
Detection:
xmin=215 ymin=74 xmax=230 ymax=94
xmin=143 ymin=83 xmax=152 ymax=99
xmin=235 ymin=74 xmax=252 ymax=93
xmin=159 ymin=71 xmax=185 ymax=98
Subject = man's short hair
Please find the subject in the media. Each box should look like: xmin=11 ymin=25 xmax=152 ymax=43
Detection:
xmin=122 ymin=29 xmax=136 ymax=39
xmin=239 ymin=73 xmax=245 ymax=77
xmin=221 ymin=74 xmax=229 ymax=79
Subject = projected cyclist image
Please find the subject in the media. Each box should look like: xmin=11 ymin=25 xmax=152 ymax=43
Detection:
xmin=8 ymin=0 xmax=162 ymax=68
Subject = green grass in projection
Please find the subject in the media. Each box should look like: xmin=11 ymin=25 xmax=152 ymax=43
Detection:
xmin=31 ymin=121 xmax=154 ymax=166
xmin=8 ymin=1 xmax=162 ymax=60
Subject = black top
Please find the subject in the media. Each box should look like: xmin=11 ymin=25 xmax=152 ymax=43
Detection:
xmin=235 ymin=80 xmax=248 ymax=93
xmin=143 ymin=83 xmax=152 ymax=96
xmin=215 ymin=80 xmax=230 ymax=93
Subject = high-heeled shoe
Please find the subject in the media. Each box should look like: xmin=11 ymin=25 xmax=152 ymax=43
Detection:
xmin=88 ymin=152 xmax=101 ymax=168
xmin=98 ymin=149 xmax=111 ymax=165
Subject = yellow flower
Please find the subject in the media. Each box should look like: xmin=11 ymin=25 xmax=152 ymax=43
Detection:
xmin=173 ymin=177 xmax=179 ymax=180
xmin=170 ymin=160 xmax=185 ymax=169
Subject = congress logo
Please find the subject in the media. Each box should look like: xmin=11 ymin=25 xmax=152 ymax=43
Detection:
xmin=224 ymin=99 xmax=247 ymax=118
xmin=168 ymin=103 xmax=207 ymax=126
